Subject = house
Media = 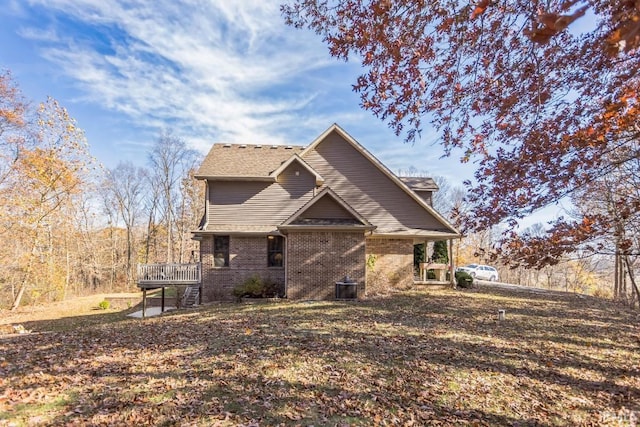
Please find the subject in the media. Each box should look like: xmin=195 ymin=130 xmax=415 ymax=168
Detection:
xmin=191 ymin=124 xmax=460 ymax=301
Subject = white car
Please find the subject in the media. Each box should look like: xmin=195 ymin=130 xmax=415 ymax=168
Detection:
xmin=457 ymin=264 xmax=499 ymax=281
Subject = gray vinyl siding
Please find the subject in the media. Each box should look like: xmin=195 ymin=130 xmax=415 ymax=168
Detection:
xmin=414 ymin=190 xmax=433 ymax=206
xmin=207 ymin=164 xmax=315 ymax=228
xmin=299 ymin=195 xmax=354 ymax=220
xmin=303 ymin=131 xmax=445 ymax=232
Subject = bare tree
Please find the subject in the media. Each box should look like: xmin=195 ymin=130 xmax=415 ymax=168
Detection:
xmin=142 ymin=174 xmax=162 ymax=263
xmin=148 ymin=132 xmax=198 ymax=263
xmin=175 ymin=169 xmax=205 ymax=263
xmin=102 ymin=162 xmax=149 ymax=285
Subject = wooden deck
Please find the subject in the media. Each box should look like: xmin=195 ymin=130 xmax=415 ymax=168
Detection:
xmin=136 ymin=263 xmax=202 ymax=319
xmin=137 ymin=263 xmax=201 ymax=288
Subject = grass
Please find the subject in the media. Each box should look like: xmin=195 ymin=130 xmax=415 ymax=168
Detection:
xmin=0 ymin=293 xmax=142 ymax=332
xmin=0 ymin=284 xmax=639 ymax=426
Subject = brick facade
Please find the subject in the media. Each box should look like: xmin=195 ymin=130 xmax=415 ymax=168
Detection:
xmin=286 ymin=231 xmax=365 ymax=300
xmin=200 ymin=235 xmax=285 ymax=301
xmin=200 ymin=234 xmax=414 ymax=301
xmin=192 ymin=127 xmax=460 ymax=302
xmin=365 ymin=237 xmax=414 ymax=293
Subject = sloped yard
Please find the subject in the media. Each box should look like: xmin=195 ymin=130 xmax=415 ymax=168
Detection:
xmin=1 ymin=285 xmax=639 ymax=426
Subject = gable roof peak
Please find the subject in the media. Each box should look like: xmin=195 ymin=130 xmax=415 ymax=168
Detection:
xmin=300 ymin=123 xmax=459 ymax=235
xmin=270 ymin=153 xmax=324 ymax=185
xmin=281 ymin=186 xmax=375 ymax=230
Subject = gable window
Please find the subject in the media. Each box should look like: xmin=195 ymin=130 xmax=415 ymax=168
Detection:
xmin=267 ymin=235 xmax=284 ymax=267
xmin=214 ymin=236 xmax=229 ymax=267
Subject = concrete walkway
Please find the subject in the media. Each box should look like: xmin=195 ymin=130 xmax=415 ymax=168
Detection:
xmin=127 ymin=306 xmax=176 ymax=318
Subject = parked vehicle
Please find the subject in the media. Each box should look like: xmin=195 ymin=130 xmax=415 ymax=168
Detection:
xmin=456 ymin=264 xmax=499 ymax=281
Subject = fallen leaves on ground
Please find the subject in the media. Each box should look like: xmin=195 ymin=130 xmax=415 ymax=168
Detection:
xmin=1 ymin=285 xmax=639 ymax=426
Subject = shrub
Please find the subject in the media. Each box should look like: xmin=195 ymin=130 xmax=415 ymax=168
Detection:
xmin=431 ymin=240 xmax=449 ymax=264
xmin=592 ymin=286 xmax=613 ymax=299
xmin=233 ymin=275 xmax=263 ymax=299
xmin=232 ymin=275 xmax=283 ymax=300
xmin=97 ymin=300 xmax=110 ymax=310
xmin=261 ymin=278 xmax=283 ymax=298
xmin=413 ymin=243 xmax=425 ymax=270
xmin=455 ymin=271 xmax=474 ymax=288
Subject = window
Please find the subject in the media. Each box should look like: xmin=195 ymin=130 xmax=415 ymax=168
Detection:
xmin=267 ymin=235 xmax=284 ymax=267
xmin=213 ymin=236 xmax=229 ymax=267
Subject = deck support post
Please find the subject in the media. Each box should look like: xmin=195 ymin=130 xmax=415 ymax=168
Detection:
xmin=142 ymin=288 xmax=147 ymax=319
xmin=136 ymin=263 xmax=202 ymax=318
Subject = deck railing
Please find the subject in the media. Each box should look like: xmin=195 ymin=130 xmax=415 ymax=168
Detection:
xmin=137 ymin=263 xmax=201 ymax=285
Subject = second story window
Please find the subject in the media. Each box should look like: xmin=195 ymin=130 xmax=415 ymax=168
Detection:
xmin=214 ymin=235 xmax=229 ymax=267
xmin=267 ymin=235 xmax=284 ymax=267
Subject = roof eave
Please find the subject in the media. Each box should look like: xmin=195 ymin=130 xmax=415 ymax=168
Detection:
xmin=191 ymin=229 xmax=283 ymax=236
xmin=193 ymin=175 xmax=276 ymax=182
xmin=372 ymin=230 xmax=461 ymax=239
xmin=278 ymin=225 xmax=377 ymax=233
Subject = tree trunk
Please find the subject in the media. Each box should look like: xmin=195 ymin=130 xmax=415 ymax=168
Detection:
xmin=166 ymin=191 xmax=173 ymax=263
xmin=126 ymin=227 xmax=132 ymax=287
xmin=623 ymin=255 xmax=640 ymax=308
xmin=10 ymin=282 xmax=27 ymax=311
xmin=64 ymin=235 xmax=70 ymax=300
xmin=11 ymin=239 xmax=38 ymax=311
xmin=614 ymin=250 xmax=620 ymax=300
xmin=144 ymin=200 xmax=156 ymax=264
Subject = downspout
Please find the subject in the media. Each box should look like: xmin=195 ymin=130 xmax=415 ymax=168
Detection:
xmin=284 ymin=234 xmax=288 ymax=298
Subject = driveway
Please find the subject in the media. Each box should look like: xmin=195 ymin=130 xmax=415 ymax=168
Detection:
xmin=474 ymin=279 xmax=582 ymax=297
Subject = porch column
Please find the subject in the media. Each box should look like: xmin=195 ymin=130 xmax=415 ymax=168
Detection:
xmin=422 ymin=239 xmax=428 ymax=281
xmin=448 ymin=239 xmax=455 ymax=288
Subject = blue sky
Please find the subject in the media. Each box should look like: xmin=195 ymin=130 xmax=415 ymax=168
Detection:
xmin=0 ymin=0 xmax=568 ymax=228
xmin=0 ymin=1 xmax=458 ymax=175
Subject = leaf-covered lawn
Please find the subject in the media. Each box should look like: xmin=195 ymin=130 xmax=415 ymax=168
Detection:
xmin=1 ymin=285 xmax=639 ymax=426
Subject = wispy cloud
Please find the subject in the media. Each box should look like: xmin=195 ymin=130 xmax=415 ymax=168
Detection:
xmin=16 ymin=26 xmax=61 ymax=43
xmin=4 ymin=0 xmax=469 ymax=189
xmin=19 ymin=0 xmax=345 ymax=150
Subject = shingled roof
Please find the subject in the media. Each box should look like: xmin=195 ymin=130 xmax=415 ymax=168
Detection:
xmin=398 ymin=177 xmax=439 ymax=192
xmin=195 ymin=143 xmax=305 ymax=178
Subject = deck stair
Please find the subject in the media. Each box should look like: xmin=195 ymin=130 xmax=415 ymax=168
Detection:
xmin=182 ymin=285 xmax=200 ymax=307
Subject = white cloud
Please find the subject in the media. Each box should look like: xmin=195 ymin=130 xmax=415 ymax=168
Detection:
xmin=21 ymin=0 xmax=343 ymax=147
xmin=16 ymin=26 xmax=60 ymax=43
xmin=10 ymin=0 xmax=472 ymax=190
